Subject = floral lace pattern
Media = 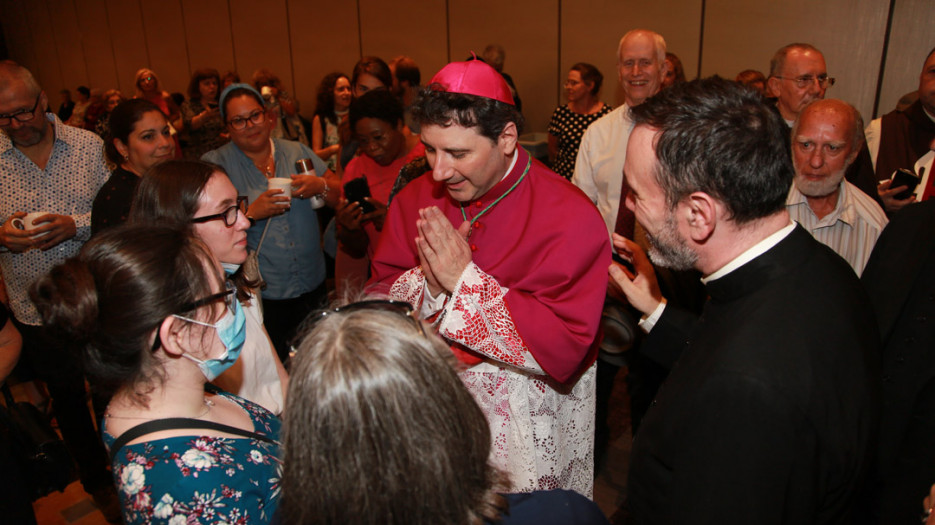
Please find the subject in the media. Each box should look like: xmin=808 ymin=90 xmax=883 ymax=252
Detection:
xmin=389 ymin=263 xmax=595 ymax=496
xmin=103 ymin=392 xmax=282 ymax=524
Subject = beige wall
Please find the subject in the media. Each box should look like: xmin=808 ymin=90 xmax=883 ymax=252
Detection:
xmin=2 ymin=0 xmax=932 ymax=133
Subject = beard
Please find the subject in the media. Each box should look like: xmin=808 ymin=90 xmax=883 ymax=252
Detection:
xmin=645 ymin=212 xmax=698 ymax=271
xmin=794 ymin=168 xmax=845 ymax=198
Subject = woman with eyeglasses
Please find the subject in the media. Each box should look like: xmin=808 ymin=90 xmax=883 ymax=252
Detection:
xmin=546 ymin=63 xmax=611 ymax=180
xmin=129 ymin=159 xmax=288 ymax=415
xmin=281 ymin=301 xmax=608 ymax=525
xmin=30 ymin=225 xmax=282 ymax=525
xmin=203 ymin=84 xmax=340 ymax=362
xmin=91 ymin=99 xmax=175 ymax=236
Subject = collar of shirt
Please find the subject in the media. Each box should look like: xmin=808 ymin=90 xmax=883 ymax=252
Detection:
xmin=787 ymin=180 xmax=856 ymax=227
xmin=702 ymin=221 xmax=796 ymax=284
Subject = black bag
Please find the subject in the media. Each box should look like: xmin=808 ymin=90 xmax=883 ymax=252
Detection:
xmin=0 ymin=383 xmax=75 ymax=499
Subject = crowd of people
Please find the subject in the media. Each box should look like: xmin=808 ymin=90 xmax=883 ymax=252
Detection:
xmin=0 ymin=27 xmax=934 ymax=525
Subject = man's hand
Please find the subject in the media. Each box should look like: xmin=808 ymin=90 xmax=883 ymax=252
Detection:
xmin=608 ymin=234 xmax=663 ymax=316
xmin=0 ymin=212 xmax=35 ymax=253
xmin=247 ymin=189 xmax=290 ymax=220
xmin=415 ymin=206 xmax=472 ymax=294
xmin=31 ymin=214 xmax=77 ymax=251
xmin=878 ymin=178 xmax=916 ymax=213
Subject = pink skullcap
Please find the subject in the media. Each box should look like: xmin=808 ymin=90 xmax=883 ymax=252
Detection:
xmin=429 ymin=58 xmax=515 ymax=106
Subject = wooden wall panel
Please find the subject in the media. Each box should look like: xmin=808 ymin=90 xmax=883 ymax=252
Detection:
xmin=0 ymin=1 xmax=41 ymax=82
xmin=105 ymin=0 xmax=150 ymax=95
xmin=448 ymin=0 xmax=560 ymax=133
xmin=74 ymin=0 xmax=120 ymax=93
xmin=229 ymin=0 xmax=293 ymax=96
xmin=181 ymin=0 xmax=236 ymax=81
xmin=23 ymin=0 xmax=63 ymax=94
xmin=877 ymin=0 xmax=935 ymax=117
xmin=139 ymin=0 xmax=190 ymax=95
xmin=703 ymin=0 xmax=889 ymax=123
xmin=358 ymin=0 xmax=448 ymax=83
xmin=287 ymin=0 xmax=359 ymax=115
xmin=561 ymin=0 xmax=702 ymax=109
xmin=48 ymin=0 xmax=88 ymax=91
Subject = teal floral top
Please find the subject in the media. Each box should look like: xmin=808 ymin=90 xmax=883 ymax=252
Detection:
xmin=103 ymin=391 xmax=281 ymax=524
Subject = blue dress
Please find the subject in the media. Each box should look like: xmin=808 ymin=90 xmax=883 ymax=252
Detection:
xmin=103 ymin=392 xmax=282 ymax=524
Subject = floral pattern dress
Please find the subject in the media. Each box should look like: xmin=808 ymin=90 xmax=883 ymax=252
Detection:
xmin=102 ymin=392 xmax=282 ymax=525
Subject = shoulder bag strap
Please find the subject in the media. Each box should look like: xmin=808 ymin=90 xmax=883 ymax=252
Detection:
xmin=109 ymin=417 xmax=275 ymax=462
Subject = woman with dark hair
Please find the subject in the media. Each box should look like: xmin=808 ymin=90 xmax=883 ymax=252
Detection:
xmin=662 ymin=52 xmax=686 ymax=89
xmin=338 ymin=56 xmax=394 ymax=171
xmin=281 ymin=303 xmax=608 ymax=525
xmin=311 ymin=72 xmax=351 ymax=172
xmin=203 ymin=83 xmax=340 ymax=361
xmin=179 ymin=67 xmax=228 ymax=159
xmin=547 ymin=62 xmax=612 ymax=180
xmin=91 ymin=99 xmax=175 ymax=235
xmin=334 ymin=89 xmax=423 ymax=294
xmin=30 ymin=225 xmax=281 ymax=525
xmin=129 ymin=159 xmax=288 ymax=414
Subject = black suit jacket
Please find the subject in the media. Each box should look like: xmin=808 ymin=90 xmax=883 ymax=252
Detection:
xmin=862 ymin=200 xmax=935 ymax=523
xmin=627 ymin=226 xmax=880 ymax=525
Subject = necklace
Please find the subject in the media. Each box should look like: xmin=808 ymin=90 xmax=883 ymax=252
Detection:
xmin=106 ymin=397 xmax=214 ymax=420
xmin=254 ymin=153 xmax=274 ymax=178
xmin=459 ymin=154 xmax=531 ymax=237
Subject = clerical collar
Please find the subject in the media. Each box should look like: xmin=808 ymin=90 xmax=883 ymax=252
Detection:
xmin=702 ymin=221 xmax=796 ymax=284
xmin=924 ymin=106 xmax=935 ymax=124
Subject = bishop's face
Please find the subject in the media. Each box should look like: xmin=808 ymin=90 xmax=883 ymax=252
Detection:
xmin=623 ymin=124 xmax=698 ymax=270
xmin=421 ymin=121 xmax=517 ymax=203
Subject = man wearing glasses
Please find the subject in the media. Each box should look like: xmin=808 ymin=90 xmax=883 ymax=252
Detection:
xmin=0 ymin=61 xmax=118 ymax=521
xmin=767 ymin=43 xmax=834 ymax=127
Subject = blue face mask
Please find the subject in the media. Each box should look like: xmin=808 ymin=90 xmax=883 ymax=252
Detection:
xmin=175 ymin=299 xmax=246 ymax=381
xmin=221 ymin=262 xmax=241 ymax=276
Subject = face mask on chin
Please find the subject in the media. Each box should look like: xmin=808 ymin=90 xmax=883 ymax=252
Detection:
xmin=174 ymin=298 xmax=246 ymax=381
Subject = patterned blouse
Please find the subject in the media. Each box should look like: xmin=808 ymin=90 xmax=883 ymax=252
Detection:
xmin=547 ymin=103 xmax=612 ymax=180
xmin=103 ymin=391 xmax=282 ymax=525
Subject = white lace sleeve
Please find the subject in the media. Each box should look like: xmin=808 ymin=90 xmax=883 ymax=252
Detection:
xmin=388 ymin=267 xmax=448 ymax=317
xmin=434 ymin=262 xmax=544 ymax=375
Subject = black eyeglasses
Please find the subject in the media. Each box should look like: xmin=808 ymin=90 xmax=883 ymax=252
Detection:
xmin=0 ymin=93 xmax=42 ymax=126
xmin=191 ymin=196 xmax=248 ymax=227
xmin=228 ymin=109 xmax=266 ymax=130
xmin=317 ymin=300 xmax=425 ymax=337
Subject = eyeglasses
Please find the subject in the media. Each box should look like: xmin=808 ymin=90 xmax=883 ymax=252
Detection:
xmin=316 ymin=300 xmax=426 ymax=337
xmin=180 ymin=281 xmax=237 ymax=314
xmin=191 ymin=196 xmax=248 ymax=227
xmin=228 ymin=109 xmax=266 ymax=130
xmin=0 ymin=93 xmax=42 ymax=126
xmin=774 ymin=74 xmax=835 ymax=89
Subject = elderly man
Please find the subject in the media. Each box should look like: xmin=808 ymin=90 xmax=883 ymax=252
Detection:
xmin=862 ymin=46 xmax=935 ymax=213
xmin=574 ymin=29 xmax=668 ymax=235
xmin=611 ymin=77 xmax=877 ymax=523
xmin=786 ymin=99 xmax=887 ymax=275
xmin=0 ymin=61 xmax=118 ymax=521
xmin=369 ymin=59 xmax=609 ymax=496
xmin=767 ymin=43 xmax=833 ymax=126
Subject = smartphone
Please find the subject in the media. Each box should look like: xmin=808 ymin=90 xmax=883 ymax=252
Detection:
xmin=611 ymin=251 xmax=636 ymax=276
xmin=343 ymin=177 xmax=376 ymax=214
xmin=891 ymin=168 xmax=921 ymax=200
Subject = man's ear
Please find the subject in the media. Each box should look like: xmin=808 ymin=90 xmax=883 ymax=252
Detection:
xmin=498 ymin=121 xmax=518 ymax=157
xmin=158 ymin=316 xmax=186 ymax=358
xmin=766 ymin=76 xmax=782 ymax=98
xmin=682 ymin=192 xmax=718 ymax=243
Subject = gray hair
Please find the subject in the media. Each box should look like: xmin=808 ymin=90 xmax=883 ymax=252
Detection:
xmin=618 ymin=29 xmax=667 ymax=65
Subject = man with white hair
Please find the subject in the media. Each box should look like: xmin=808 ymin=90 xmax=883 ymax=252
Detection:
xmin=785 ymin=99 xmax=887 ymax=275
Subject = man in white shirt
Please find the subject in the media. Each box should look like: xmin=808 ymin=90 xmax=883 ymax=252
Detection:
xmin=573 ymin=29 xmax=668 ymax=235
xmin=786 ymin=99 xmax=887 ymax=275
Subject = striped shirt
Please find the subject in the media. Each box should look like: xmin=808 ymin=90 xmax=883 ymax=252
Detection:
xmin=786 ymin=180 xmax=888 ymax=276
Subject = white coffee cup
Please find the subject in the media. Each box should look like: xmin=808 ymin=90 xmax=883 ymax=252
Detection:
xmin=12 ymin=212 xmax=51 ymax=238
xmin=268 ymin=177 xmax=293 ymax=205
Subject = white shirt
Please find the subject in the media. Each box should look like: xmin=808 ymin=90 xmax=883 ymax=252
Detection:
xmin=786 ymin=181 xmax=888 ymax=276
xmin=572 ymin=104 xmax=634 ymax=236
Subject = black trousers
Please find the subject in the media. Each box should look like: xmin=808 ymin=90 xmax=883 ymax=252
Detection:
xmin=12 ymin=319 xmax=112 ymax=494
xmin=261 ymin=283 xmax=328 ymax=363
